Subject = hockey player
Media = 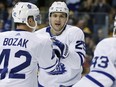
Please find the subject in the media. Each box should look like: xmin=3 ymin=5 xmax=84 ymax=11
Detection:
xmin=35 ymin=1 xmax=86 ymax=87
xmin=73 ymin=16 xmax=116 ymax=87
xmin=0 ymin=2 xmax=63 ymax=87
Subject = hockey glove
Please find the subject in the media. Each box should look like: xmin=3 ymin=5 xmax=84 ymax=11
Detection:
xmin=51 ymin=37 xmax=69 ymax=59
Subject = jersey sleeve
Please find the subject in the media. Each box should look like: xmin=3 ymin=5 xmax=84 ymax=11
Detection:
xmin=35 ymin=35 xmax=59 ymax=72
xmin=66 ymin=27 xmax=86 ymax=69
xmin=73 ymin=38 xmax=116 ymax=87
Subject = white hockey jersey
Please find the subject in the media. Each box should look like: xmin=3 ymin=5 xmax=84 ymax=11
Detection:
xmin=73 ymin=37 xmax=116 ymax=87
xmin=0 ymin=30 xmax=58 ymax=87
xmin=35 ymin=25 xmax=86 ymax=87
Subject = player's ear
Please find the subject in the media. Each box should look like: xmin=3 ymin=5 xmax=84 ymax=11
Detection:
xmin=27 ymin=16 xmax=35 ymax=27
xmin=27 ymin=16 xmax=32 ymax=23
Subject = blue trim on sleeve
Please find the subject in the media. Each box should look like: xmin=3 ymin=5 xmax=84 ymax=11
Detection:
xmin=86 ymin=74 xmax=104 ymax=87
xmin=91 ymin=70 xmax=115 ymax=82
xmin=76 ymin=52 xmax=85 ymax=65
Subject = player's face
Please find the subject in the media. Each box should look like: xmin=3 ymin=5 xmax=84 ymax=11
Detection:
xmin=50 ymin=12 xmax=67 ymax=33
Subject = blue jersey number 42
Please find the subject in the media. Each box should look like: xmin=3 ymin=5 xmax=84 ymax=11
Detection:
xmin=0 ymin=49 xmax=32 ymax=79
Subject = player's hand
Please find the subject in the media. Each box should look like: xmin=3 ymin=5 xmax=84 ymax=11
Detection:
xmin=51 ymin=37 xmax=69 ymax=59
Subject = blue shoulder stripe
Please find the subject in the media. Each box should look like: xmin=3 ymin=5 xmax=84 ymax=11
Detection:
xmin=91 ymin=70 xmax=115 ymax=82
xmin=86 ymin=74 xmax=104 ymax=87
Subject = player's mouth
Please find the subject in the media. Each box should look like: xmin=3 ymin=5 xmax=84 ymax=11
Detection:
xmin=55 ymin=23 xmax=61 ymax=26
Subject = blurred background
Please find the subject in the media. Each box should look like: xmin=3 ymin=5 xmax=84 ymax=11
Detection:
xmin=0 ymin=0 xmax=116 ymax=75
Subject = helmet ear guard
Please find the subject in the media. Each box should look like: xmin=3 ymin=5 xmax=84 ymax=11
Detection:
xmin=12 ymin=2 xmax=41 ymax=31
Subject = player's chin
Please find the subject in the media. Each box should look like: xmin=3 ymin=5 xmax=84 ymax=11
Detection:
xmin=54 ymin=28 xmax=61 ymax=31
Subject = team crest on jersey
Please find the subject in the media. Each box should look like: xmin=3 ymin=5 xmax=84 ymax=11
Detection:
xmin=48 ymin=62 xmax=66 ymax=75
xmin=27 ymin=4 xmax=32 ymax=9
